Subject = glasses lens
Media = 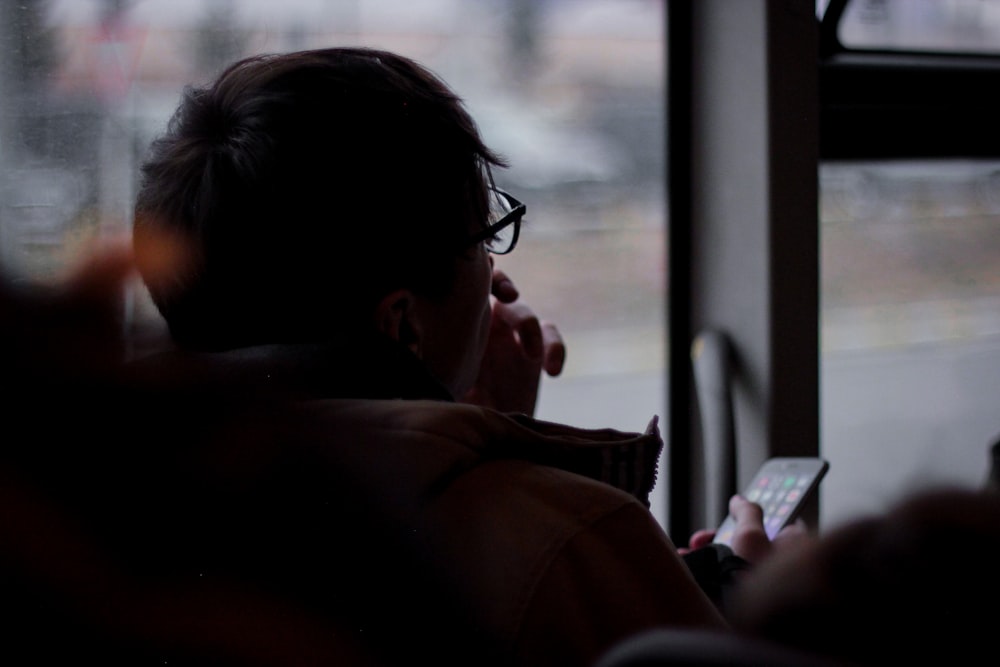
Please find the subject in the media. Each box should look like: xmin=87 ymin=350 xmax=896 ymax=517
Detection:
xmin=486 ymin=190 xmax=517 ymax=253
xmin=486 ymin=219 xmax=516 ymax=253
xmin=488 ymin=190 xmax=513 ymax=223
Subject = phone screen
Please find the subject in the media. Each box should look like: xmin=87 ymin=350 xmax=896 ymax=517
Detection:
xmin=713 ymin=457 xmax=829 ymax=547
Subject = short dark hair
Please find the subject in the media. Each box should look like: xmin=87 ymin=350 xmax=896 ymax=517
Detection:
xmin=134 ymin=47 xmax=507 ymax=351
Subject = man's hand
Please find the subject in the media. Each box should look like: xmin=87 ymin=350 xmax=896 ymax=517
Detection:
xmin=725 ymin=495 xmax=773 ymax=563
xmin=678 ymin=495 xmax=811 ymax=564
xmin=462 ymin=268 xmax=565 ymax=415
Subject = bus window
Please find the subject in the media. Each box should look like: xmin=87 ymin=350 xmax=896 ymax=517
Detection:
xmin=821 ymin=159 xmax=1000 ymax=528
xmin=819 ymin=0 xmax=1000 ymax=528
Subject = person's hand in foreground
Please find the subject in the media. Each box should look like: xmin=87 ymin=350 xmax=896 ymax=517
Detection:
xmin=679 ymin=495 xmax=811 ymax=564
xmin=463 ymin=267 xmax=565 ymax=416
xmin=3 ymin=236 xmax=137 ymax=375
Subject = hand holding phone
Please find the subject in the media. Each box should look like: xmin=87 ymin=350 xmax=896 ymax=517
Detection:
xmin=713 ymin=457 xmax=829 ymax=547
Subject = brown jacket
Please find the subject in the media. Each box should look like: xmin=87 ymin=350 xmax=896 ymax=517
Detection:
xmin=3 ymin=340 xmax=724 ymax=666
xmin=287 ymin=398 xmax=728 ymax=666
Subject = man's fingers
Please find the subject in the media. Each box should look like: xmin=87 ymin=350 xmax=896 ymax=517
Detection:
xmin=542 ymin=321 xmax=566 ymax=376
xmin=488 ymin=278 xmax=564 ymax=374
xmin=730 ymin=494 xmax=764 ymax=523
xmin=728 ymin=494 xmax=774 ymax=563
xmin=493 ymin=301 xmax=544 ymax=360
xmin=491 ymin=268 xmax=518 ymax=303
xmin=687 ymin=529 xmax=716 ymax=551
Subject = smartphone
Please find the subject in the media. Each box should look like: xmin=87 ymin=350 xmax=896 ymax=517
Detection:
xmin=712 ymin=457 xmax=829 ymax=547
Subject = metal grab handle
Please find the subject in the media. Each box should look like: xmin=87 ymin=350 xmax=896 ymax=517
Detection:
xmin=691 ymin=330 xmax=737 ymax=526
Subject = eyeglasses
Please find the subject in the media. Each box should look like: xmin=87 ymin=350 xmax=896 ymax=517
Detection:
xmin=464 ymin=188 xmax=525 ymax=255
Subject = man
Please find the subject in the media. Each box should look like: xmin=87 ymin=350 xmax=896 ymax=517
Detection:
xmin=129 ymin=47 xmax=750 ymax=666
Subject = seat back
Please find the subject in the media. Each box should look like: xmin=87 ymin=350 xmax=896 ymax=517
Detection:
xmin=593 ymin=628 xmax=849 ymax=667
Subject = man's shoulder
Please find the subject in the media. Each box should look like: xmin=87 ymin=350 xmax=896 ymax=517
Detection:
xmin=298 ymin=398 xmax=663 ymax=506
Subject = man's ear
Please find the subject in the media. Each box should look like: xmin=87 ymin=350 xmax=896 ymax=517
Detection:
xmin=375 ymin=289 xmax=422 ymax=356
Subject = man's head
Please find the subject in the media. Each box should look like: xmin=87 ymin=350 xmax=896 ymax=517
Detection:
xmin=134 ymin=47 xmax=511 ymax=397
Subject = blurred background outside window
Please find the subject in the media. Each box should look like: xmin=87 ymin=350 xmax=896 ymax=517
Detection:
xmin=0 ymin=1 xmax=671 ymax=522
xmin=819 ymin=0 xmax=1000 ymax=528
